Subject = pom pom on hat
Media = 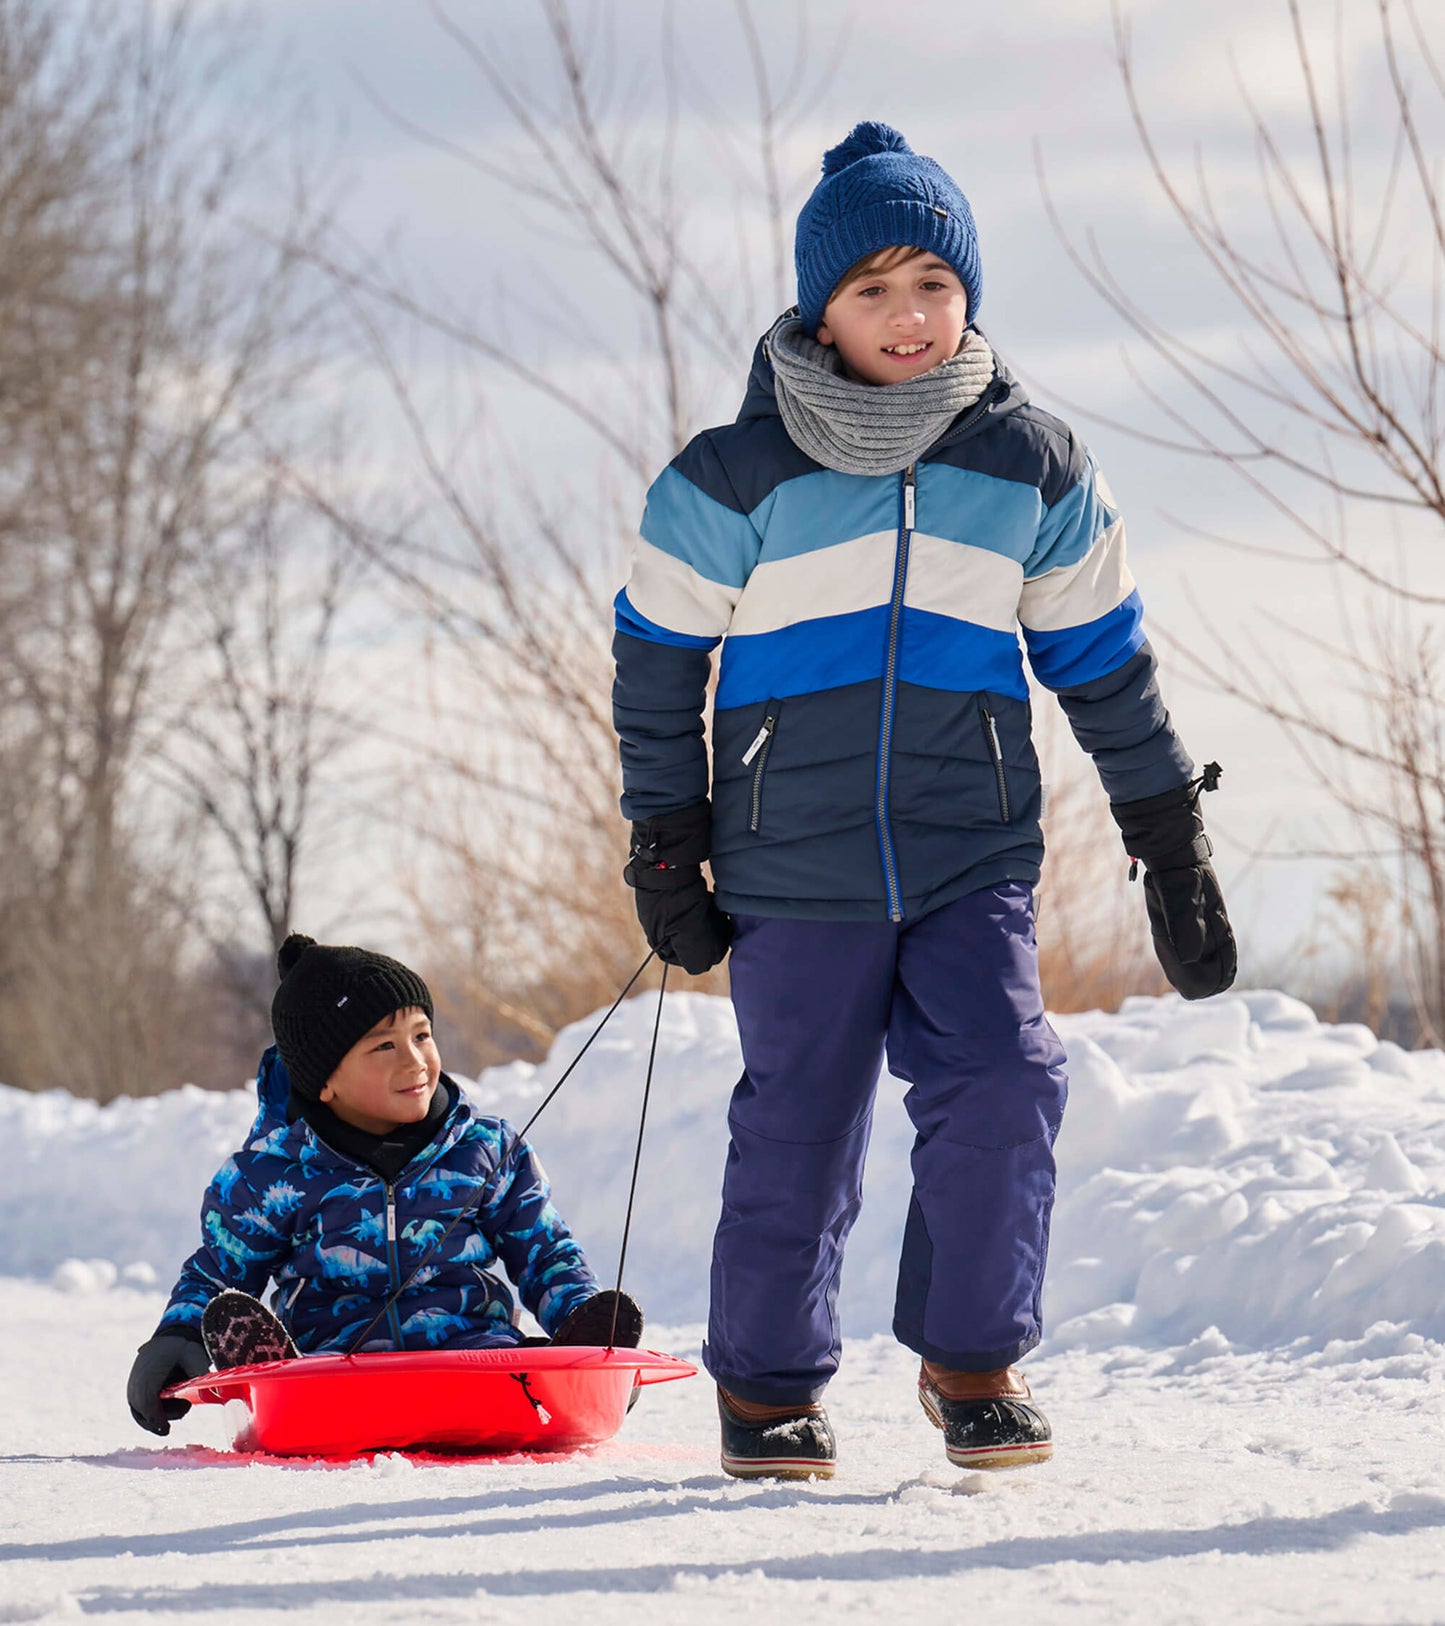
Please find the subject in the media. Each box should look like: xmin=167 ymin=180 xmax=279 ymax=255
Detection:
xmin=793 ymin=120 xmax=982 ymax=335
xmin=277 ymin=933 xmax=316 ymax=979
xmin=270 ymin=935 xmax=433 ymax=1101
xmin=821 ymin=121 xmax=913 ymax=175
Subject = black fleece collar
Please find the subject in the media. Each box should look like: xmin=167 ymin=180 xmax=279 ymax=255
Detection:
xmin=289 ymin=1077 xmax=455 ymax=1182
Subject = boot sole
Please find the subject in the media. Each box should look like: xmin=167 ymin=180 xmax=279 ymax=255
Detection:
xmin=945 ymin=1439 xmax=1053 ymax=1470
xmin=201 ymin=1290 xmax=298 ymax=1369
xmin=919 ymin=1381 xmax=1052 ymax=1471
xmin=721 ymin=1452 xmax=836 ymax=1481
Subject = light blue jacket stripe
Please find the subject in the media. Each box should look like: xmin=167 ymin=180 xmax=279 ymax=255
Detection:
xmin=716 ymin=605 xmax=891 ymax=710
xmin=1025 ymin=452 xmax=1115 ymax=578
xmin=646 ymin=453 xmax=1101 ymax=587
xmin=1023 ymin=590 xmax=1146 ymax=689
xmin=909 ymin=462 xmax=1043 ymax=562
xmin=743 ymin=464 xmax=1045 ymax=566
xmin=640 ymin=464 xmax=759 ymax=588
xmin=896 ymin=609 xmax=1030 ymax=699
xmin=747 ymin=468 xmax=898 ymax=562
xmin=614 ymin=588 xmax=721 ymax=651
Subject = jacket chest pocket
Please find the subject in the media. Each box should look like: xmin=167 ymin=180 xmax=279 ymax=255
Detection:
xmin=741 ymin=700 xmax=782 ymax=834
xmin=980 ymin=704 xmax=1011 ymax=823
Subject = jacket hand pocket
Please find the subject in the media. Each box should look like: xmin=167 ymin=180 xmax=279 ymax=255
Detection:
xmin=980 ymin=703 xmax=1011 ymax=823
xmin=742 ymin=700 xmax=782 ymax=834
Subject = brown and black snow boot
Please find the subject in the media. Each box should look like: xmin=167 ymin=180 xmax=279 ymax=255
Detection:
xmin=917 ymin=1361 xmax=1053 ymax=1470
xmin=718 ymin=1387 xmax=836 ymax=1481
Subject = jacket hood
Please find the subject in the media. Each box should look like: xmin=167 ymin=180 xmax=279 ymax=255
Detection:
xmin=251 ymin=1044 xmax=292 ymax=1136
xmin=737 ymin=317 xmax=1029 ymax=447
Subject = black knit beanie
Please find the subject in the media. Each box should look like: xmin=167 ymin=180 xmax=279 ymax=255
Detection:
xmin=270 ymin=933 xmax=434 ymax=1101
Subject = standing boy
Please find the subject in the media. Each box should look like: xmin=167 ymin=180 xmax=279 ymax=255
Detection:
xmin=612 ymin=122 xmax=1235 ymax=1479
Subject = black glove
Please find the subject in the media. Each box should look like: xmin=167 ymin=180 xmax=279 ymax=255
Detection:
xmin=552 ymin=1289 xmax=644 ymax=1348
xmin=1110 ymin=764 xmax=1237 ymax=1001
xmin=127 ymin=1332 xmax=210 ymax=1436
xmin=625 ymin=800 xmax=733 ymax=975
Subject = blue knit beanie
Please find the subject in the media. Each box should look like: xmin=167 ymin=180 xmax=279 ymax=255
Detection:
xmin=794 ymin=121 xmax=981 ymax=336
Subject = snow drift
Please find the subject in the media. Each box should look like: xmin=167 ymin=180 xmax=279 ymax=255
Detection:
xmin=3 ymin=988 xmax=1443 ymax=1353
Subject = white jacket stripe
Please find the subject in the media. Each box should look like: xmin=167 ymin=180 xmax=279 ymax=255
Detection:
xmin=904 ymin=534 xmax=1025 ymax=634
xmin=729 ymin=532 xmax=895 ymax=635
xmin=625 ymin=536 xmax=742 ymax=640
xmin=1018 ymin=517 xmax=1134 ymax=632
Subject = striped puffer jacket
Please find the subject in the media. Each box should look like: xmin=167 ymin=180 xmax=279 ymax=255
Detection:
xmin=612 ymin=333 xmax=1193 ymax=921
xmin=157 ymin=1048 xmax=597 ymax=1353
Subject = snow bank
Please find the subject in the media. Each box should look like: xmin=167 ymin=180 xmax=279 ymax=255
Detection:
xmin=3 ymin=989 xmax=1443 ymax=1353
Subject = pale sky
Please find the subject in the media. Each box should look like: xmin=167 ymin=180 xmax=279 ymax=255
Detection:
xmin=224 ymin=0 xmax=1445 ymax=982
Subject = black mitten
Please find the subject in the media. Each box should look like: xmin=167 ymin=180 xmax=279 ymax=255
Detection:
xmin=625 ymin=800 xmax=733 ymax=975
xmin=1110 ymin=764 xmax=1237 ymax=1001
xmin=127 ymin=1332 xmax=211 ymax=1435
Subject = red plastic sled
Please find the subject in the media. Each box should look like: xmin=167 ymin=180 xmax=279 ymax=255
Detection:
xmin=164 ymin=1345 xmax=696 ymax=1457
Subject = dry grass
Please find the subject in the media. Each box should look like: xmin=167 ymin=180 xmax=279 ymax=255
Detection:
xmin=408 ymin=695 xmax=1164 ymax=1074
xmin=1036 ymin=767 xmax=1166 ymax=1014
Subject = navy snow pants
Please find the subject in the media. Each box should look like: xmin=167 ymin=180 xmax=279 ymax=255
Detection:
xmin=704 ymin=881 xmax=1068 ymax=1407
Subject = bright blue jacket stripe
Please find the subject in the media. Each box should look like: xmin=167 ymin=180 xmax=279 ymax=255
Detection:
xmin=715 ymin=607 xmax=1031 ymax=710
xmin=1022 ymin=590 xmax=1146 ymax=690
xmin=717 ymin=606 xmax=890 ymax=709
xmin=896 ymin=610 xmax=1030 ymax=699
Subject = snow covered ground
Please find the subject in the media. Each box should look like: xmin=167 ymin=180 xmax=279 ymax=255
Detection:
xmin=3 ymin=989 xmax=1444 ymax=1622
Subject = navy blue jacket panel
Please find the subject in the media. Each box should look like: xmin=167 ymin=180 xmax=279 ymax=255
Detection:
xmin=614 ymin=330 xmax=1193 ymax=921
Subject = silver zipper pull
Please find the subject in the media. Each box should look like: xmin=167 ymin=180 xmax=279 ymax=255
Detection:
xmin=903 ymin=465 xmax=916 ymax=531
xmin=385 ymin=1188 xmax=396 ymax=1242
xmin=741 ymin=716 xmax=775 ymax=766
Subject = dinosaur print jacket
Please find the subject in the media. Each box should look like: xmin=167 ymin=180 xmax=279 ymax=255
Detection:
xmin=156 ymin=1047 xmax=598 ymax=1353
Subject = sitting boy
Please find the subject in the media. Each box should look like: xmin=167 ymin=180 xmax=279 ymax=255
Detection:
xmin=128 ymin=933 xmax=640 ymax=1435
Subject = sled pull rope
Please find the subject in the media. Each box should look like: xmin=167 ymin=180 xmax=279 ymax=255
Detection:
xmin=510 ymin=948 xmax=658 ymax=1147
xmin=344 ymin=949 xmax=657 ymax=1355
xmin=609 ymin=963 xmax=667 ymax=1349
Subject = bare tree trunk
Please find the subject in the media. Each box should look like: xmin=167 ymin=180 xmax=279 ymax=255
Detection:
xmin=165 ymin=477 xmax=364 ymax=960
xmin=0 ymin=0 xmax=341 ymax=1096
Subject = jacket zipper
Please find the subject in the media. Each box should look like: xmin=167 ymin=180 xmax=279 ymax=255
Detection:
xmin=875 ymin=464 xmax=916 ymax=922
xmin=743 ymin=708 xmax=779 ymax=832
xmin=981 ymin=706 xmax=1010 ymax=823
xmin=294 ymin=1108 xmax=460 ymax=1354
xmin=383 ymin=1181 xmax=405 ymax=1349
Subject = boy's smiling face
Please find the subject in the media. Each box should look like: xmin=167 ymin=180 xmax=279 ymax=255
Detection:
xmin=319 ymin=1006 xmax=441 ymax=1135
xmin=816 ymin=247 xmax=970 ymax=386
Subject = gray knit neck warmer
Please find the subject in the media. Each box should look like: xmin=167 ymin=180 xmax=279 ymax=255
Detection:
xmin=765 ymin=313 xmax=996 ymax=476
